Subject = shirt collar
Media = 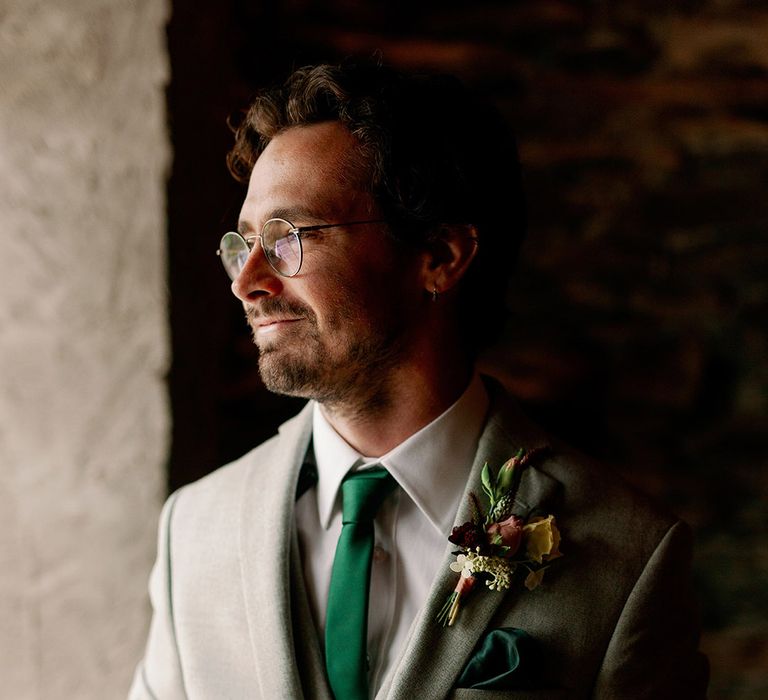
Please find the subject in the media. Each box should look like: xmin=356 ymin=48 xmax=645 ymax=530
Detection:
xmin=311 ymin=405 xmax=363 ymax=529
xmin=311 ymin=374 xmax=489 ymax=535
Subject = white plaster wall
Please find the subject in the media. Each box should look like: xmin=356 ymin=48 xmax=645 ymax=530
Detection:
xmin=0 ymin=1 xmax=170 ymax=697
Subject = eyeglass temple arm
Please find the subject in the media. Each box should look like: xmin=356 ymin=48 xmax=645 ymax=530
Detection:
xmin=293 ymin=219 xmax=385 ymax=233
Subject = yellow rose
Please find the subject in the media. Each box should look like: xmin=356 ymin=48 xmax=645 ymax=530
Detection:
xmin=523 ymin=515 xmax=562 ymax=564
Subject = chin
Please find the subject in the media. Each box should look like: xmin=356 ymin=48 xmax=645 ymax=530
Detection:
xmin=258 ymin=351 xmax=327 ymax=400
xmin=257 ymin=327 xmax=403 ymax=406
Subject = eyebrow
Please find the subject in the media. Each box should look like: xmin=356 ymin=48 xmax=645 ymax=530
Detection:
xmin=237 ymin=206 xmax=325 ymax=235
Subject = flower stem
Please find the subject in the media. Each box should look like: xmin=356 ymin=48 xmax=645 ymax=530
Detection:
xmin=436 ymin=592 xmax=458 ymax=627
xmin=436 ymin=575 xmax=477 ymax=627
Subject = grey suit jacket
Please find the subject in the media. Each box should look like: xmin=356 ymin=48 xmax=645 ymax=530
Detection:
xmin=129 ymin=385 xmax=708 ymax=699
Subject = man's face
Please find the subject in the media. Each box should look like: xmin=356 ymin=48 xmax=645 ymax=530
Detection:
xmin=233 ymin=121 xmax=423 ymax=407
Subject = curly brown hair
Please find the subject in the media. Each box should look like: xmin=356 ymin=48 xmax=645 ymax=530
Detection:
xmin=227 ymin=60 xmax=526 ymax=351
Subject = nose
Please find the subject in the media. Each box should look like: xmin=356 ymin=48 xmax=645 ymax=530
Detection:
xmin=230 ymin=238 xmax=283 ymax=302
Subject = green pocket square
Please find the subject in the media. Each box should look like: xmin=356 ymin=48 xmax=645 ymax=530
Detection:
xmin=456 ymin=627 xmax=541 ymax=690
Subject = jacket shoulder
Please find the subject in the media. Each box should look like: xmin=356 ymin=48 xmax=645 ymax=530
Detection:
xmin=486 ymin=378 xmax=678 ymax=537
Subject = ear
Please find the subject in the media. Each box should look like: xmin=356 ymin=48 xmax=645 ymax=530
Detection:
xmin=419 ymin=224 xmax=479 ymax=296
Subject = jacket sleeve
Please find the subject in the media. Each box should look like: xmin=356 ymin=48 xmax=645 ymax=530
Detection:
xmin=127 ymin=490 xmax=187 ymax=700
xmin=593 ymin=519 xmax=709 ymax=699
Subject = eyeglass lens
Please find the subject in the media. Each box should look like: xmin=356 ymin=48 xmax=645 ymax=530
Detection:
xmin=218 ymin=219 xmax=303 ymax=280
xmin=263 ymin=219 xmax=301 ymax=276
xmin=219 ymin=232 xmax=250 ymax=280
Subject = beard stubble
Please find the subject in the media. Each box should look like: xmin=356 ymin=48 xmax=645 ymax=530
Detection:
xmin=246 ymin=294 xmax=406 ymax=411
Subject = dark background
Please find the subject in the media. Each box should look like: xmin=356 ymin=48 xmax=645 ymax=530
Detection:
xmin=165 ymin=2 xmax=768 ymax=697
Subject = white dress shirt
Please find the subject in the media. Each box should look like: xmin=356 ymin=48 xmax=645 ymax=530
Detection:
xmin=294 ymin=374 xmax=489 ymax=696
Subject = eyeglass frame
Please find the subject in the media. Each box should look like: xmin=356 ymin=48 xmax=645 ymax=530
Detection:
xmin=216 ymin=217 xmax=385 ymax=279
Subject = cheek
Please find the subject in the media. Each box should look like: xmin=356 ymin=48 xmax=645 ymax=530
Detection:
xmin=306 ymin=243 xmax=421 ymax=330
xmin=301 ymin=268 xmax=361 ymax=330
xmin=360 ymin=255 xmax=422 ymax=311
xmin=310 ymin=269 xmax=387 ymax=334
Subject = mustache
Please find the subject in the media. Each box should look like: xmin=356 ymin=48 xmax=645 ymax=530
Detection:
xmin=245 ymin=297 xmax=316 ymax=324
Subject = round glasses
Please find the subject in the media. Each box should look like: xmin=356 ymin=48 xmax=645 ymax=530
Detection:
xmin=217 ymin=217 xmax=384 ymax=279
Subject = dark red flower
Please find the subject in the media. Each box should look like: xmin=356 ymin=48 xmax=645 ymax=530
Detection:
xmin=449 ymin=522 xmax=486 ymax=551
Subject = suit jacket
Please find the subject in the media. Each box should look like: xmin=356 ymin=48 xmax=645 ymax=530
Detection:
xmin=128 ymin=383 xmax=708 ymax=699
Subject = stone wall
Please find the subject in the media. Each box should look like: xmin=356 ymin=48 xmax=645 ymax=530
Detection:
xmin=0 ymin=1 xmax=170 ymax=697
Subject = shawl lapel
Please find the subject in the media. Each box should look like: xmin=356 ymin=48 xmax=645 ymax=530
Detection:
xmin=380 ymin=389 xmax=562 ymax=700
xmin=239 ymin=402 xmax=315 ymax=698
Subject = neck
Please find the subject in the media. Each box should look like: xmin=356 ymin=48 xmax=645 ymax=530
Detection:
xmin=319 ymin=350 xmax=475 ymax=457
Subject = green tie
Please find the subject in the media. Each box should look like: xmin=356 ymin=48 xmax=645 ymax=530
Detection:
xmin=325 ymin=467 xmax=397 ymax=700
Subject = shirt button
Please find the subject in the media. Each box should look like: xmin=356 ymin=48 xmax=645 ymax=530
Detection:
xmin=373 ymin=545 xmax=389 ymax=562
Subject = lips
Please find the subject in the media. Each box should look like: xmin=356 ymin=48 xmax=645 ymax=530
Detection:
xmin=245 ymin=300 xmax=312 ymax=337
xmin=254 ymin=317 xmax=302 ymax=334
xmin=257 ymin=316 xmax=301 ymax=326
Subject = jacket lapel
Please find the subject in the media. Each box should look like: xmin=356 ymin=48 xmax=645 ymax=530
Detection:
xmin=381 ymin=389 xmax=562 ymax=700
xmin=239 ymin=402 xmax=315 ymax=698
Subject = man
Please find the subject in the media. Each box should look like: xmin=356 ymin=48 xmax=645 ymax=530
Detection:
xmin=129 ymin=62 xmax=708 ymax=699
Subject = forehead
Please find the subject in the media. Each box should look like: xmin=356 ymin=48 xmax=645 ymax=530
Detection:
xmin=240 ymin=121 xmax=371 ymax=227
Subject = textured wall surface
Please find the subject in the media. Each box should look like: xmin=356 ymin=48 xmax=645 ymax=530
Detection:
xmin=0 ymin=1 xmax=170 ymax=697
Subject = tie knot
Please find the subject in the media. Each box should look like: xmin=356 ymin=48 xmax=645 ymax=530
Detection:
xmin=341 ymin=466 xmax=397 ymax=524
